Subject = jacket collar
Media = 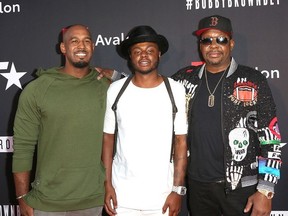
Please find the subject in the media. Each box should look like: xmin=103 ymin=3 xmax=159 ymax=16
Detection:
xmin=198 ymin=57 xmax=238 ymax=79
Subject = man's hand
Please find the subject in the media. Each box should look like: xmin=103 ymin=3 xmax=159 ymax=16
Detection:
xmin=244 ymin=191 xmax=272 ymax=216
xmin=14 ymin=172 xmax=32 ymax=215
xmin=104 ymin=182 xmax=118 ymax=216
xmin=95 ymin=67 xmax=114 ymax=81
xmin=18 ymin=199 xmax=34 ymax=216
xmin=162 ymin=192 xmax=182 ymax=216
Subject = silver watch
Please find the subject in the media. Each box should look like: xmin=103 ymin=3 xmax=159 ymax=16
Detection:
xmin=172 ymin=186 xmax=187 ymax=195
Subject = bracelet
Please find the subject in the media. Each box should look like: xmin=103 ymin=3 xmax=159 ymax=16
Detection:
xmin=16 ymin=193 xmax=27 ymax=200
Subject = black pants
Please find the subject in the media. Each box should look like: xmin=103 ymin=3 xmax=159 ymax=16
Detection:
xmin=187 ymin=179 xmax=256 ymax=216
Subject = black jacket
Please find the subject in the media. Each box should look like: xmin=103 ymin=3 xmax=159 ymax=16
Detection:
xmin=172 ymin=58 xmax=283 ymax=192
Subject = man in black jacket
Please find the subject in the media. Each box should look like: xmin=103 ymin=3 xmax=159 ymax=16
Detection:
xmin=171 ymin=15 xmax=283 ymax=216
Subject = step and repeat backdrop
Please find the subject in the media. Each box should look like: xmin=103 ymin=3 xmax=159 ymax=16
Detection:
xmin=0 ymin=0 xmax=287 ymax=215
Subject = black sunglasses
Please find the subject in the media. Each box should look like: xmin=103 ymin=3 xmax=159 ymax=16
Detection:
xmin=200 ymin=36 xmax=229 ymax=45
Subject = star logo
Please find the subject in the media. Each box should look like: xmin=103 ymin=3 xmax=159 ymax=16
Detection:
xmin=0 ymin=62 xmax=27 ymax=90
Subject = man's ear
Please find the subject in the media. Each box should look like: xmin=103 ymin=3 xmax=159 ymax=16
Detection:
xmin=230 ymin=39 xmax=235 ymax=51
xmin=60 ymin=42 xmax=66 ymax=55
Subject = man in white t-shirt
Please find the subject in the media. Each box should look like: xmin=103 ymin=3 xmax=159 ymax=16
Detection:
xmin=102 ymin=25 xmax=188 ymax=216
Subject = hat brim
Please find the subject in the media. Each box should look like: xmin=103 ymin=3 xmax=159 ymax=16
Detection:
xmin=194 ymin=28 xmax=212 ymax=36
xmin=194 ymin=28 xmax=232 ymax=37
xmin=116 ymin=35 xmax=169 ymax=59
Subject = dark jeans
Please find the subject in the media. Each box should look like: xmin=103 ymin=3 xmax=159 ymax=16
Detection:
xmin=187 ymin=178 xmax=256 ymax=216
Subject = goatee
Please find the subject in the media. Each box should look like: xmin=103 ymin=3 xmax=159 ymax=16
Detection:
xmin=73 ymin=61 xmax=89 ymax=68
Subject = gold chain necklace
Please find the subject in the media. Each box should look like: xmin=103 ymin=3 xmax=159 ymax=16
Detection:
xmin=204 ymin=67 xmax=228 ymax=107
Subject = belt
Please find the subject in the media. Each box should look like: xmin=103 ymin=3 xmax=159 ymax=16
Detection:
xmin=215 ymin=179 xmax=225 ymax=184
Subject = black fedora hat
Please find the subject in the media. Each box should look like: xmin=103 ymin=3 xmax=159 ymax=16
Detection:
xmin=116 ymin=25 xmax=169 ymax=59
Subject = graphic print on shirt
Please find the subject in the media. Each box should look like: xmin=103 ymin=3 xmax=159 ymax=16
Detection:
xmin=246 ymin=111 xmax=257 ymax=132
xmin=227 ymin=117 xmax=251 ymax=189
xmin=258 ymin=117 xmax=281 ymax=147
xmin=259 ymin=157 xmax=281 ymax=184
xmin=268 ymin=117 xmax=281 ymax=140
xmin=257 ymin=117 xmax=285 ymax=184
xmin=226 ymin=125 xmax=247 ymax=189
xmin=175 ymin=79 xmax=198 ymax=112
xmin=229 ymin=127 xmax=249 ymax=162
xmin=228 ymin=77 xmax=258 ymax=107
xmin=226 ymin=161 xmax=243 ymax=190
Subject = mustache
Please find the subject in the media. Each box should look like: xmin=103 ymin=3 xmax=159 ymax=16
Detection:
xmin=75 ymin=49 xmax=87 ymax=53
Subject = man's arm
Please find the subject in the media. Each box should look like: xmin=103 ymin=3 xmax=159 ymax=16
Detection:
xmin=173 ymin=134 xmax=188 ymax=186
xmin=244 ymin=73 xmax=283 ymax=216
xmin=102 ymin=132 xmax=117 ymax=216
xmin=12 ymin=82 xmax=41 ymax=215
xmin=162 ymin=134 xmax=187 ymax=216
xmin=14 ymin=171 xmax=30 ymax=199
xmin=14 ymin=171 xmax=34 ymax=216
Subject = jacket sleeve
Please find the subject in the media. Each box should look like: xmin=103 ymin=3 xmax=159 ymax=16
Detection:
xmin=256 ymin=73 xmax=283 ymax=192
xmin=12 ymin=82 xmax=41 ymax=173
xmin=171 ymin=65 xmax=196 ymax=82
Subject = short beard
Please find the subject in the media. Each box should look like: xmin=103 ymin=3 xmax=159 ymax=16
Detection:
xmin=72 ymin=61 xmax=89 ymax=68
xmin=206 ymin=59 xmax=221 ymax=66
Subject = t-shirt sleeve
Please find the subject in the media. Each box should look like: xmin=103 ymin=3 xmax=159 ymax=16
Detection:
xmin=103 ymin=85 xmax=116 ymax=134
xmin=172 ymin=79 xmax=188 ymax=135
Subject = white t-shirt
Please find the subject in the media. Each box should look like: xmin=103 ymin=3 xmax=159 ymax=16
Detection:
xmin=104 ymin=77 xmax=187 ymax=210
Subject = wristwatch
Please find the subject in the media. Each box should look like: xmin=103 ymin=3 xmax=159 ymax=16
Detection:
xmin=172 ymin=186 xmax=187 ymax=195
xmin=258 ymin=189 xmax=274 ymax=199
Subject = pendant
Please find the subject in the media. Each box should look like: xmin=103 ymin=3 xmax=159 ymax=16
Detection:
xmin=208 ymin=94 xmax=215 ymax=107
